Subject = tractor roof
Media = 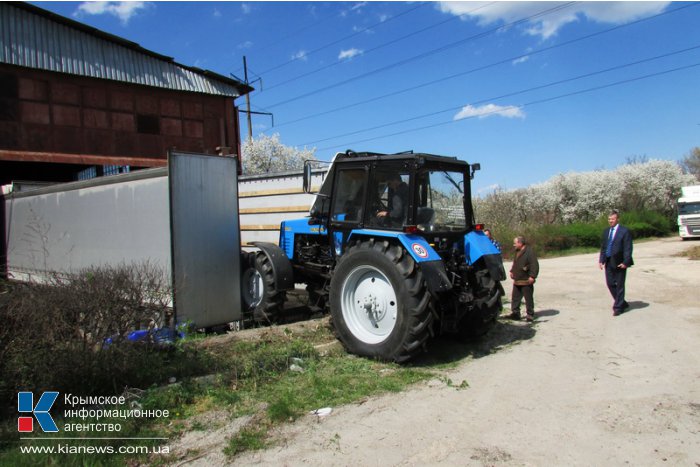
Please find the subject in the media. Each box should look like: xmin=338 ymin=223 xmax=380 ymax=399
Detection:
xmin=334 ymin=150 xmax=469 ymax=167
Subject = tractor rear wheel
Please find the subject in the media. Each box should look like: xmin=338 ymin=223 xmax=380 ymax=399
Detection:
xmin=329 ymin=239 xmax=433 ymax=362
xmin=241 ymin=251 xmax=285 ymax=324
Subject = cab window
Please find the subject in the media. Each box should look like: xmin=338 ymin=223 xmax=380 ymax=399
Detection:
xmin=330 ymin=168 xmax=366 ymax=223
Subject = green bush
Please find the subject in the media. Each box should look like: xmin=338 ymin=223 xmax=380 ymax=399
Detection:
xmin=622 ymin=209 xmax=674 ymax=235
xmin=488 ymin=209 xmax=673 ymax=259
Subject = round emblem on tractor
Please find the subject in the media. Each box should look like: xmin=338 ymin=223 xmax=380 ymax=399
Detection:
xmin=412 ymin=243 xmax=428 ymax=258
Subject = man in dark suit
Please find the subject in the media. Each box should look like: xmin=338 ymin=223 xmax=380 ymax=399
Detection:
xmin=599 ymin=210 xmax=634 ymax=316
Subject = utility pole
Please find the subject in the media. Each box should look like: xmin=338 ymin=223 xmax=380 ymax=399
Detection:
xmin=236 ymin=57 xmax=273 ymax=142
xmin=243 ymin=56 xmax=253 ymax=142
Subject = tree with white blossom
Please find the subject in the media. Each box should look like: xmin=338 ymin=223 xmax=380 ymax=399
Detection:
xmin=241 ymin=134 xmax=316 ymax=175
xmin=680 ymin=147 xmax=700 ymax=181
xmin=474 ymin=159 xmax=696 ymax=229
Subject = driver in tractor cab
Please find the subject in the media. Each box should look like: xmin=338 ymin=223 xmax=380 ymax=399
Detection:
xmin=375 ymin=173 xmax=409 ymax=226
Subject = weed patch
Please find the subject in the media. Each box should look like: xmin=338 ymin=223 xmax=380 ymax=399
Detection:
xmin=676 ymin=244 xmax=700 ymax=260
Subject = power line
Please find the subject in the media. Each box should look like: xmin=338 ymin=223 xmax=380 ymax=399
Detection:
xmin=231 ymin=6 xmax=345 ymax=75
xmin=312 ymin=61 xmax=700 ymax=152
xmin=272 ymin=2 xmax=699 ymax=129
xmin=255 ymin=2 xmax=431 ymax=77
xmin=262 ymin=2 xmax=497 ymax=92
xmin=263 ymin=2 xmax=579 ymax=109
xmin=297 ymin=44 xmax=700 ymax=147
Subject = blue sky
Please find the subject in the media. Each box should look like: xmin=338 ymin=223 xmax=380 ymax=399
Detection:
xmin=32 ymin=1 xmax=700 ymax=193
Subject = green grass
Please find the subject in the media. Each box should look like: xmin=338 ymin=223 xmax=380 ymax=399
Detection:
xmin=224 ymin=424 xmax=269 ymax=456
xmin=0 ymin=322 xmax=436 ymax=466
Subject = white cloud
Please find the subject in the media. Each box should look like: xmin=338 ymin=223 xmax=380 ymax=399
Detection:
xmin=341 ymin=2 xmax=367 ymax=17
xmin=241 ymin=3 xmax=252 ymax=14
xmin=453 ymin=104 xmax=525 ymax=120
xmin=512 ymin=48 xmax=532 ymax=65
xmin=512 ymin=55 xmax=529 ymax=65
xmin=437 ymin=1 xmax=670 ymax=39
xmin=338 ymin=48 xmax=363 ymax=60
xmin=291 ymin=50 xmax=308 ymax=61
xmin=213 ymin=8 xmax=222 ymax=18
xmin=237 ymin=40 xmax=253 ymax=50
xmin=74 ymin=2 xmax=148 ymax=25
xmin=351 ymin=2 xmax=367 ymax=12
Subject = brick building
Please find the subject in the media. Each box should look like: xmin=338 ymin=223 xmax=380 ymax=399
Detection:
xmin=0 ymin=2 xmax=252 ymax=185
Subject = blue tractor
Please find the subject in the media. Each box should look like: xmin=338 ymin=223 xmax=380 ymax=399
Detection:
xmin=242 ymin=150 xmax=505 ymax=362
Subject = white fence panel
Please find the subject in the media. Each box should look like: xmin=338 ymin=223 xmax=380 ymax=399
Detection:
xmin=238 ymin=169 xmax=327 ymax=246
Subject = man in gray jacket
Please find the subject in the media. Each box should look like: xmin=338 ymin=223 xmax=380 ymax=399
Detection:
xmin=506 ymin=236 xmax=540 ymax=322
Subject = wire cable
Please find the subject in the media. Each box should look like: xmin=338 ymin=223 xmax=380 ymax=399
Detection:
xmin=255 ymin=2 xmax=431 ymax=76
xmin=297 ymin=44 xmax=700 ymax=147
xmin=272 ymin=2 xmax=699 ymax=129
xmin=231 ymin=5 xmax=352 ymax=75
xmin=262 ymin=2 xmax=497 ymax=92
xmin=312 ymin=61 xmax=700 ymax=152
xmin=263 ymin=2 xmax=578 ymax=109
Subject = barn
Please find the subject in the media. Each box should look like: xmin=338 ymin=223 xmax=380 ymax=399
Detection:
xmin=0 ymin=2 xmax=252 ymax=186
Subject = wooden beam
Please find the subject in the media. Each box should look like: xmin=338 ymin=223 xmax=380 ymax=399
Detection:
xmin=240 ymin=224 xmax=283 ymax=231
xmin=238 ymin=186 xmax=319 ymax=197
xmin=0 ymin=149 xmax=168 ymax=167
xmin=239 ymin=205 xmax=310 ymax=214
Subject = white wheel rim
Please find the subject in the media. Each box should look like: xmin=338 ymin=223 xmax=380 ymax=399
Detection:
xmin=242 ymin=268 xmax=263 ymax=308
xmin=340 ymin=265 xmax=398 ymax=344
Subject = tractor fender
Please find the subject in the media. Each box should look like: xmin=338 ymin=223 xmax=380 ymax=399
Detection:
xmin=464 ymin=231 xmax=501 ymax=265
xmin=250 ymin=242 xmax=295 ymax=292
xmin=347 ymin=230 xmax=441 ymax=262
xmin=464 ymin=231 xmax=506 ymax=281
xmin=347 ymin=230 xmax=452 ymax=295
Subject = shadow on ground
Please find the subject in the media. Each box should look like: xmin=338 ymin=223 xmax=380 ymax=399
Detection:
xmin=411 ymin=320 xmax=541 ymax=368
xmin=537 ymin=308 xmax=560 ymax=318
xmin=619 ymin=301 xmax=649 ymax=315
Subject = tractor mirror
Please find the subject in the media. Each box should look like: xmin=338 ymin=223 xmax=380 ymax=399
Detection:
xmin=470 ymin=163 xmax=481 ymax=180
xmin=303 ymin=161 xmax=312 ymax=193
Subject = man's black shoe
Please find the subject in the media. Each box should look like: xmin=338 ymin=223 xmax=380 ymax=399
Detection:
xmin=505 ymin=312 xmax=521 ymax=320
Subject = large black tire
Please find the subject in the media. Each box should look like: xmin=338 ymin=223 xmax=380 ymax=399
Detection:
xmin=241 ymin=251 xmax=285 ymax=324
xmin=457 ymin=268 xmax=503 ymax=338
xmin=329 ymin=239 xmax=433 ymax=362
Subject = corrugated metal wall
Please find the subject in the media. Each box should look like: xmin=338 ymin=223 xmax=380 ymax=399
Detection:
xmin=0 ymin=3 xmax=244 ymax=97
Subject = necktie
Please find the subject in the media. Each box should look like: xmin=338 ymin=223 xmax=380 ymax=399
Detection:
xmin=605 ymin=227 xmax=615 ymax=257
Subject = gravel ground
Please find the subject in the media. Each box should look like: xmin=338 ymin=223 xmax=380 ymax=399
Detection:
xmin=177 ymin=237 xmax=700 ymax=466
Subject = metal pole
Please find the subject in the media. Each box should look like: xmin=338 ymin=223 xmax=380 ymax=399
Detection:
xmin=243 ymin=56 xmax=253 ymax=142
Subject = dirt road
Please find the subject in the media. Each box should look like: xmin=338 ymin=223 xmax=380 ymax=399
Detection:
xmin=228 ymin=238 xmax=700 ymax=465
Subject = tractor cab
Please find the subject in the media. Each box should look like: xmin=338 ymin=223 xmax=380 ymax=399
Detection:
xmin=305 ymin=151 xmax=480 ymax=252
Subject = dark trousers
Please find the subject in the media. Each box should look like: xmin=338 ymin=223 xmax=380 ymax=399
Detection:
xmin=605 ymin=259 xmax=627 ymax=311
xmin=511 ymin=284 xmax=534 ymax=316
